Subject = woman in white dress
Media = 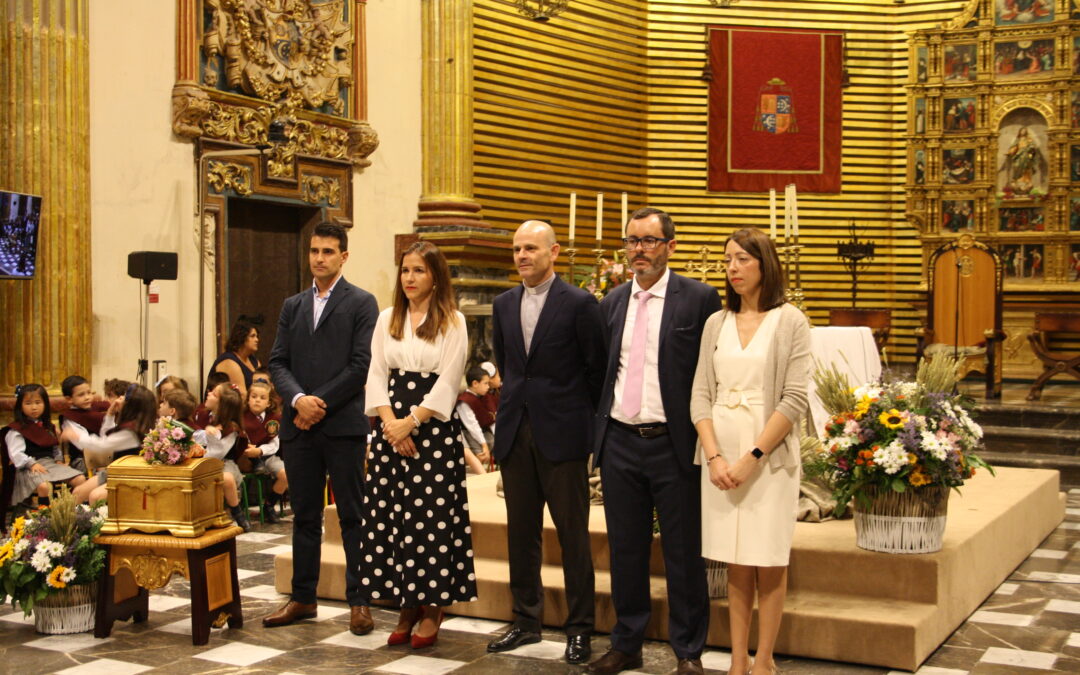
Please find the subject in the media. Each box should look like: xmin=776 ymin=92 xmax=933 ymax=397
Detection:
xmin=363 ymin=241 xmax=477 ymax=649
xmin=690 ymin=228 xmax=810 ymax=675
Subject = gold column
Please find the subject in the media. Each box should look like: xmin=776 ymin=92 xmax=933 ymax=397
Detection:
xmin=0 ymin=0 xmax=90 ymax=396
xmin=417 ymin=0 xmax=486 ymax=229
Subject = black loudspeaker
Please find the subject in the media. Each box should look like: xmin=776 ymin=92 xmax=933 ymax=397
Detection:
xmin=127 ymin=251 xmax=178 ymax=281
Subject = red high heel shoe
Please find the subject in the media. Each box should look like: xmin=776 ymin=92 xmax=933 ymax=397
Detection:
xmin=410 ymin=607 xmax=442 ymax=648
xmin=387 ymin=606 xmax=423 ymax=646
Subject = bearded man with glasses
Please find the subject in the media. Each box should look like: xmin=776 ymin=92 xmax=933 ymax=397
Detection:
xmin=587 ymin=207 xmax=722 ymax=675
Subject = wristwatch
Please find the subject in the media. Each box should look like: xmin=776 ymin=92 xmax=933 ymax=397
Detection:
xmin=750 ymin=447 xmax=764 ymax=460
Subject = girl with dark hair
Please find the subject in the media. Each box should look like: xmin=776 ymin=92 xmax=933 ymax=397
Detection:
xmin=4 ymin=384 xmax=86 ymax=507
xmin=208 ymin=319 xmax=261 ymax=396
xmin=690 ymin=227 xmax=810 ymax=675
xmin=362 ymin=240 xmax=477 ymax=647
xmin=194 ymin=383 xmax=250 ymax=531
xmin=65 ymin=384 xmax=158 ymax=503
xmin=242 ymin=381 xmax=287 ymax=522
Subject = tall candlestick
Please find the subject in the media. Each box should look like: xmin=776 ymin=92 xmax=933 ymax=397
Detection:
xmin=596 ymin=192 xmax=604 ymax=242
xmin=769 ymin=188 xmax=777 ymax=240
xmin=569 ymin=192 xmax=576 ymax=244
xmin=783 ymin=184 xmax=792 ymax=242
xmin=621 ymin=192 xmax=628 ymax=238
xmin=791 ymin=184 xmax=800 ymax=238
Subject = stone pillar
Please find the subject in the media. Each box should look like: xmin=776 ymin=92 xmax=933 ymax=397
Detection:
xmin=0 ymin=0 xmax=91 ymax=399
xmin=417 ymin=0 xmax=513 ymax=344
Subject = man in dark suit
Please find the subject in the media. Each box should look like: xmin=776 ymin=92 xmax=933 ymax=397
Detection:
xmin=587 ymin=208 xmax=722 ymax=675
xmin=486 ymin=220 xmax=606 ymax=665
xmin=263 ymin=222 xmax=379 ymax=635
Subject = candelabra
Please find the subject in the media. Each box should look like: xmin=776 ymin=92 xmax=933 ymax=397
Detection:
xmin=685 ymin=245 xmax=720 ymax=284
xmin=835 ymin=220 xmax=875 ymax=308
xmin=778 ymin=242 xmax=806 ymax=311
xmin=564 ymin=246 xmax=578 ymax=285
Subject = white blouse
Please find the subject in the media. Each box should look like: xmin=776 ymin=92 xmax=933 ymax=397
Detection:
xmin=193 ymin=428 xmax=239 ymax=461
xmin=365 ymin=307 xmax=468 ymax=422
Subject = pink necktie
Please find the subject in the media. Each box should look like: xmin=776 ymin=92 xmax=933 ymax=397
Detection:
xmin=621 ymin=291 xmax=653 ymax=419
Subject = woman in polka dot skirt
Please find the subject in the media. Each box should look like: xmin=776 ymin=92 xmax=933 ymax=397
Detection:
xmin=363 ymin=241 xmax=478 ymax=648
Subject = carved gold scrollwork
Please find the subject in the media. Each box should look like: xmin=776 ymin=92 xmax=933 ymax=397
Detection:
xmin=349 ymin=121 xmax=379 ymax=168
xmin=119 ymin=553 xmax=187 ymax=590
xmin=301 ymin=175 xmax=341 ymax=205
xmin=940 ymin=0 xmax=980 ymax=30
xmin=207 ymin=161 xmax=254 ymax=196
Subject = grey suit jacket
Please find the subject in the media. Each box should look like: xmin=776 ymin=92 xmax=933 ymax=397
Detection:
xmin=689 ymin=303 xmax=810 ymax=469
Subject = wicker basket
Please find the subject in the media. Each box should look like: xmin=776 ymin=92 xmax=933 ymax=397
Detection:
xmin=705 ymin=558 xmax=728 ymax=598
xmin=853 ymin=485 xmax=950 ymax=554
xmin=32 ymin=582 xmax=97 ymax=634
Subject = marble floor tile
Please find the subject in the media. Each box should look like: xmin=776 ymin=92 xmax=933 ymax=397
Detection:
xmin=1025 ymin=571 xmax=1080 ymax=583
xmin=1030 ymin=548 xmax=1068 ymax=560
xmin=239 ymin=583 xmax=290 ymax=601
xmin=1068 ymin=633 xmax=1080 ymax=649
xmin=321 ymin=628 xmax=393 ymax=650
xmin=491 ymin=638 xmax=566 ymax=660
xmin=237 ymin=531 xmax=287 ymax=543
xmin=1059 ymin=522 xmax=1080 ymax=531
xmin=147 ymin=594 xmax=190 ymax=612
xmin=914 ymin=667 xmax=969 ymax=675
xmin=993 ymin=582 xmax=1019 ymax=595
xmin=1044 ymin=599 xmax=1080 ymax=614
xmin=440 ymin=616 xmax=511 ymax=635
xmin=0 ymin=610 xmax=34 ymax=625
xmin=24 ymin=634 xmax=113 ymax=653
xmin=968 ymin=610 xmax=1034 ymax=627
xmin=978 ymin=646 xmax=1057 ymax=670
xmin=194 ymin=641 xmax=285 ymax=666
xmin=1066 ymin=508 xmax=1080 ymax=517
xmin=373 ymin=654 xmax=466 ymax=674
xmin=53 ymin=658 xmax=153 ymax=674
xmin=308 ymin=604 xmax=352 ymax=622
xmin=700 ymin=649 xmax=733 ymax=670
xmin=255 ymin=544 xmax=294 ymax=556
xmin=236 ymin=567 xmax=267 ymax=580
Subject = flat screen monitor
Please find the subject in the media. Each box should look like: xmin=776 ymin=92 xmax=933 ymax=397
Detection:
xmin=0 ymin=189 xmax=42 ymax=279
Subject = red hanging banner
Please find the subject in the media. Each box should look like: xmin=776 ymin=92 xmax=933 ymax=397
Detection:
xmin=707 ymin=25 xmax=844 ymax=193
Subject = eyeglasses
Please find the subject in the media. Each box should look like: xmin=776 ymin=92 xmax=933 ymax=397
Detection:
xmin=621 ymin=236 xmax=671 ymax=251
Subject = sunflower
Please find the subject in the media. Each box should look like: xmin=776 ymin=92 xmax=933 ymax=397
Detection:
xmin=46 ymin=565 xmax=68 ymax=589
xmin=0 ymin=541 xmax=13 ymax=566
xmin=10 ymin=517 xmax=25 ymax=542
xmin=908 ymin=469 xmax=931 ymax=487
xmin=878 ymin=408 xmax=905 ymax=429
xmin=854 ymin=398 xmax=872 ymax=420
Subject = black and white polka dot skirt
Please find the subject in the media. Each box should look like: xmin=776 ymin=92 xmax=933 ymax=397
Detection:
xmin=360 ymin=369 xmax=478 ymax=607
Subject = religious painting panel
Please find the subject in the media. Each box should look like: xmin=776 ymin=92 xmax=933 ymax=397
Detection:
xmin=1071 ymin=198 xmax=1080 ymax=230
xmin=943 ymin=148 xmax=976 ymax=184
xmin=1072 ymin=92 xmax=1080 ymax=128
xmin=996 ymin=108 xmax=1048 ymax=199
xmin=944 ymin=43 xmax=977 ymax=81
xmin=1074 ymin=37 xmax=1080 ymax=75
xmin=916 ymin=46 xmax=928 ymax=82
xmin=1071 ymin=244 xmax=1080 ymax=281
xmin=998 ymin=207 xmax=1044 ymax=231
xmin=944 ymin=98 xmax=976 ymax=132
xmin=943 ymin=200 xmax=974 ymax=232
xmin=914 ymin=98 xmax=926 ymax=134
xmin=914 ymin=148 xmax=926 ymax=185
xmin=1001 ymin=243 xmax=1044 ymax=281
xmin=1071 ymin=146 xmax=1080 ymax=181
xmin=993 ymin=39 xmax=1054 ymax=78
xmin=994 ymin=0 xmax=1053 ymax=26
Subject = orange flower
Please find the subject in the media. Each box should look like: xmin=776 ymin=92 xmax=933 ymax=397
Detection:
xmin=908 ymin=469 xmax=930 ymax=487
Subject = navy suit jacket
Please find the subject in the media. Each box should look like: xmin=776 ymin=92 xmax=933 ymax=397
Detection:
xmin=268 ymin=277 xmax=379 ymax=440
xmin=593 ymin=271 xmax=722 ymax=471
xmin=492 ymin=276 xmax=607 ymax=463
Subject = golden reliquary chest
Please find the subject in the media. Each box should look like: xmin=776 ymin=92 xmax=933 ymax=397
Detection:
xmin=100 ymin=456 xmax=232 ymax=537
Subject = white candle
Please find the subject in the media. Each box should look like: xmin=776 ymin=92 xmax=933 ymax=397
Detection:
xmin=791 ymin=184 xmax=800 ymax=238
xmin=621 ymin=192 xmax=628 ymax=238
xmin=783 ymin=185 xmax=791 ymax=241
xmin=768 ymin=188 xmax=777 ymax=239
xmin=596 ymin=192 xmax=604 ymax=242
xmin=569 ymin=192 xmax=576 ymax=244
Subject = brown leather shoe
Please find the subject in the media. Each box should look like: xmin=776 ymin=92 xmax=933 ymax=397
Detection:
xmin=677 ymin=658 xmax=705 ymax=675
xmin=262 ymin=600 xmax=317 ymax=627
xmin=586 ymin=648 xmax=643 ymax=674
xmin=349 ymin=605 xmax=374 ymax=635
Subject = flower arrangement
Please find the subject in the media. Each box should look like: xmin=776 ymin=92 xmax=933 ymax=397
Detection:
xmin=0 ymin=486 xmax=106 ymax=615
xmin=578 ymin=257 xmax=628 ymax=297
xmin=806 ymin=354 xmax=993 ymax=516
xmin=141 ymin=416 xmax=196 ymax=465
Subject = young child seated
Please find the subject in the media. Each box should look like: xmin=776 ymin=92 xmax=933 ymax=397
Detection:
xmin=59 ymin=375 xmax=109 ymax=473
xmin=241 ymin=381 xmax=287 ymax=523
xmin=159 ymin=388 xmax=200 ymax=429
xmin=457 ymin=365 xmax=494 ymax=473
xmin=63 ymin=384 xmax=157 ymax=504
xmin=193 ymin=383 xmax=251 ymax=531
xmin=3 ymin=384 xmax=86 ymax=509
xmin=102 ymin=378 xmax=132 ymax=405
xmin=155 ymin=374 xmax=191 ymax=404
xmin=194 ymin=372 xmax=230 ymax=429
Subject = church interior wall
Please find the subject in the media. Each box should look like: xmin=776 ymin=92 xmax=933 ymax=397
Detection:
xmin=86 ymin=0 xmax=421 ymax=390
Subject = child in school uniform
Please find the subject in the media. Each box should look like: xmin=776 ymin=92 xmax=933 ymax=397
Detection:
xmin=63 ymin=384 xmax=157 ymax=504
xmin=159 ymin=388 xmax=200 ymax=430
xmin=59 ymin=375 xmax=110 ymax=474
xmin=155 ymin=375 xmax=191 ymax=404
xmin=193 ymin=383 xmax=250 ymax=531
xmin=102 ymin=378 xmax=131 ymax=405
xmin=457 ymin=365 xmax=494 ymax=473
xmin=3 ymin=384 xmax=86 ymax=509
xmin=241 ymin=381 xmax=287 ymax=523
xmin=193 ymin=372 xmax=230 ymax=430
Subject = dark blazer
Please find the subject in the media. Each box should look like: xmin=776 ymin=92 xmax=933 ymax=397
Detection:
xmin=269 ymin=277 xmax=379 ymax=440
xmin=492 ymin=275 xmax=606 ymax=463
xmin=593 ymin=271 xmax=722 ymax=470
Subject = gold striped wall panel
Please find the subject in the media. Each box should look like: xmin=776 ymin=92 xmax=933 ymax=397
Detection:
xmin=0 ymin=0 xmax=91 ymax=395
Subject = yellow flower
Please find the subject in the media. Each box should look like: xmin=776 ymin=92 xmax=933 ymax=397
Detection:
xmin=878 ymin=409 xmax=905 ymax=429
xmin=46 ymin=566 xmax=68 ymax=589
xmin=0 ymin=541 xmax=13 ymax=566
xmin=10 ymin=517 xmax=25 ymax=542
xmin=908 ymin=469 xmax=930 ymax=487
xmin=854 ymin=399 xmax=871 ymax=420
xmin=907 ymin=453 xmax=918 ymax=465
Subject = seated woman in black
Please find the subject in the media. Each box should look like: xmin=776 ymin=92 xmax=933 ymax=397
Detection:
xmin=209 ymin=319 xmax=261 ymax=397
